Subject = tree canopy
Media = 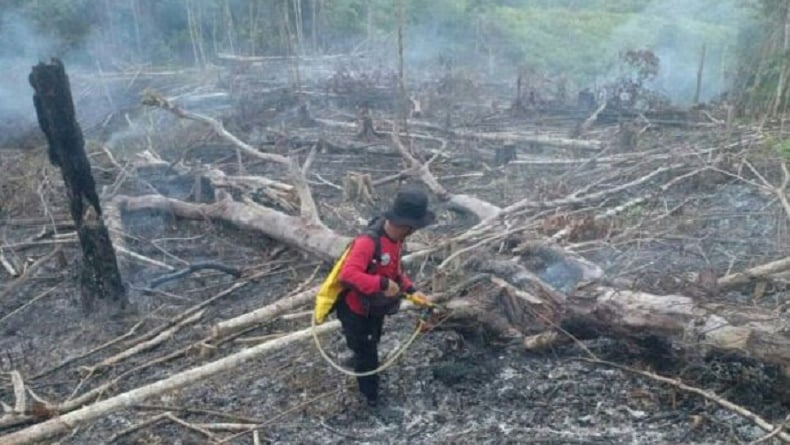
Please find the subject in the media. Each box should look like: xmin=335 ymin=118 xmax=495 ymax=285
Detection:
xmin=0 ymin=0 xmax=779 ymax=106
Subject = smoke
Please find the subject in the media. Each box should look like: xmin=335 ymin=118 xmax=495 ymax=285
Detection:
xmin=0 ymin=9 xmax=110 ymax=144
xmin=604 ymin=0 xmax=749 ymax=104
xmin=0 ymin=12 xmax=56 ymax=126
xmin=360 ymin=1 xmax=751 ymax=105
xmin=0 ymin=0 xmax=756 ymax=138
xmin=0 ymin=7 xmax=146 ymax=149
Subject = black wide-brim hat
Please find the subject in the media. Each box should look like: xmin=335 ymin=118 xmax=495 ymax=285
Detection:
xmin=384 ymin=187 xmax=436 ymax=229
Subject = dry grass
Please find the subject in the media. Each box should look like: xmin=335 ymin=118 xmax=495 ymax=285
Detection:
xmin=0 ymin=150 xmax=54 ymax=220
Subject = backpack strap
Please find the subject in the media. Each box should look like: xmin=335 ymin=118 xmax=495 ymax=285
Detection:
xmin=331 ymin=219 xmax=385 ymax=314
xmin=361 ymin=217 xmax=384 ymax=273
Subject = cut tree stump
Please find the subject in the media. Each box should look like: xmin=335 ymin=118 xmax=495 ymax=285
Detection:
xmin=29 ymin=59 xmax=126 ymax=310
xmin=356 ymin=108 xmax=382 ymax=141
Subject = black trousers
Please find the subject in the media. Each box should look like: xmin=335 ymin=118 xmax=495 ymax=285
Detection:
xmin=336 ymin=297 xmax=384 ymax=401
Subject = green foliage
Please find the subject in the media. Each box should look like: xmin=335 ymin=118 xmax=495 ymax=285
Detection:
xmin=731 ymin=0 xmax=790 ymax=114
xmin=1 ymin=0 xmax=95 ymax=54
xmin=472 ymin=2 xmax=739 ymax=93
xmin=490 ymin=6 xmax=627 ymax=75
xmin=759 ymin=133 xmax=790 ymax=160
xmin=777 ymin=139 xmax=790 ymax=160
xmin=502 ymin=0 xmax=651 ymax=14
xmin=0 ymin=0 xmax=748 ymax=101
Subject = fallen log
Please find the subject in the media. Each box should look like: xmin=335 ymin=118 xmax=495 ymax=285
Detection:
xmin=483 ymin=259 xmax=790 ymax=370
xmin=718 ymin=256 xmax=790 ymax=288
xmin=132 ymin=149 xmax=296 ymax=212
xmin=116 ymin=194 xmax=348 ymax=262
xmin=391 ymin=115 xmax=604 ymax=150
xmin=83 ymin=309 xmax=205 ymax=374
xmin=316 ymin=117 xmax=602 ymax=150
xmin=454 ymin=129 xmax=603 ymax=151
xmin=211 ymin=285 xmax=317 ymax=338
xmin=579 ymin=285 xmax=790 ymax=367
xmin=0 ymin=322 xmax=340 ymax=445
xmin=217 ymin=52 xmax=348 ymax=62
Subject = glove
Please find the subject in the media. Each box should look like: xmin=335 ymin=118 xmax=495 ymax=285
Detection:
xmin=383 ymin=278 xmax=401 ymax=298
xmin=407 ymin=291 xmax=433 ymax=307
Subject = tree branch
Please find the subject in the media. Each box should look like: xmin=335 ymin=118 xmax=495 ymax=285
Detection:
xmin=583 ymin=358 xmax=790 ymax=443
xmin=718 ymin=256 xmax=790 ymax=288
xmin=142 ymin=90 xmax=289 ymax=165
xmin=149 ymin=262 xmax=242 ymax=288
xmin=141 ymin=94 xmax=323 ymax=224
xmin=391 ymin=130 xmax=502 ymax=221
xmin=0 ymin=323 xmax=340 ymax=445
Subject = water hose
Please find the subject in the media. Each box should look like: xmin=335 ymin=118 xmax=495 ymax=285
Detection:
xmin=310 ymin=309 xmax=425 ymax=377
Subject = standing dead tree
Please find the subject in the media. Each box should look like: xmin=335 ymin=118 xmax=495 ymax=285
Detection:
xmin=397 ymin=0 xmax=407 ymax=124
xmin=29 ymin=59 xmax=126 ymax=311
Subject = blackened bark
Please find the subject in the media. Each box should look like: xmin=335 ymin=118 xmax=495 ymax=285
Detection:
xmin=356 ymin=108 xmax=381 ymax=141
xmin=29 ymin=58 xmax=126 ymax=311
xmin=494 ymin=145 xmax=516 ymax=166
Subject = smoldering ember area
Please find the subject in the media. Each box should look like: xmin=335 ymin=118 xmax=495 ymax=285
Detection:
xmin=1 ymin=1 xmax=790 ymax=444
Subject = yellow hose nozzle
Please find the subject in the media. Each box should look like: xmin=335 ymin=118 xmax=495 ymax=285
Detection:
xmin=403 ymin=293 xmax=434 ymax=308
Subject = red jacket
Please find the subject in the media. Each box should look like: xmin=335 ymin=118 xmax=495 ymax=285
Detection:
xmin=338 ymin=231 xmax=414 ymax=317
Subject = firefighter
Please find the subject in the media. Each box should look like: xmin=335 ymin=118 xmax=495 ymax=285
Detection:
xmin=336 ymin=187 xmax=435 ymax=406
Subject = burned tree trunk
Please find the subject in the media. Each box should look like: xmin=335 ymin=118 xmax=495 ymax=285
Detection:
xmin=29 ymin=59 xmax=126 ymax=311
xmin=494 ymin=144 xmax=517 ymax=166
xmin=478 ymin=258 xmax=790 ymax=374
xmin=356 ymin=107 xmax=382 ymax=141
xmin=616 ymin=120 xmax=641 ymax=151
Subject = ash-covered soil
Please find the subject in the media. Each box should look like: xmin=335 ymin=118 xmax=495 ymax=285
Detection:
xmin=2 ymin=66 xmax=789 ymax=444
xmin=1 ymin=220 xmax=787 ymax=445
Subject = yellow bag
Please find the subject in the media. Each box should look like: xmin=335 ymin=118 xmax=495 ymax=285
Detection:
xmin=315 ymin=219 xmax=385 ymax=325
xmin=313 ymin=246 xmax=352 ymax=325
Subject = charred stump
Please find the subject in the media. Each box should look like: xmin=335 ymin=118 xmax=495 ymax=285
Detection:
xmin=577 ymin=88 xmax=596 ymax=112
xmin=29 ymin=58 xmax=126 ymax=311
xmin=297 ymin=103 xmax=316 ymax=127
xmin=356 ymin=107 xmax=382 ymax=141
xmin=511 ymin=72 xmax=527 ymax=114
xmin=616 ymin=120 xmax=641 ymax=151
xmin=494 ymin=144 xmax=517 ymax=166
xmin=511 ymin=72 xmax=536 ymax=117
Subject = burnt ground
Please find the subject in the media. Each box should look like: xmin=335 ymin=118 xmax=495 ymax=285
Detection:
xmin=1 ymin=62 xmax=789 ymax=444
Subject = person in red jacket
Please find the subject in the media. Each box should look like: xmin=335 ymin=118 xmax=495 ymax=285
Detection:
xmin=336 ymin=187 xmax=435 ymax=407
